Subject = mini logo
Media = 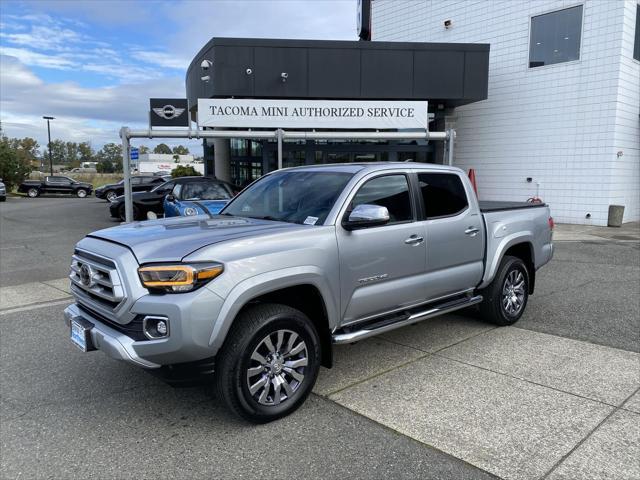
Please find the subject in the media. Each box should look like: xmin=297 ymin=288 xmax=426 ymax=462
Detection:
xmin=153 ymin=105 xmax=185 ymax=120
xmin=79 ymin=264 xmax=94 ymax=288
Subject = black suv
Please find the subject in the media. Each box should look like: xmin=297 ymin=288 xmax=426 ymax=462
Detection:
xmin=95 ymin=176 xmax=168 ymax=202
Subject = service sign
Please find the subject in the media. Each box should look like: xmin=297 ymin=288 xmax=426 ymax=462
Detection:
xmin=197 ymin=99 xmax=429 ymax=130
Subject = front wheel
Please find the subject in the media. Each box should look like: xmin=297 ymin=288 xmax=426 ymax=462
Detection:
xmin=215 ymin=303 xmax=321 ymax=423
xmin=479 ymin=255 xmax=529 ymax=326
xmin=27 ymin=188 xmax=39 ymax=198
xmin=76 ymin=189 xmax=88 ymax=198
xmin=105 ymin=190 xmax=118 ymax=202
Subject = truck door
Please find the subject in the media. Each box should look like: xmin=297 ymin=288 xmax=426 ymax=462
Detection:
xmin=417 ymin=172 xmax=484 ymax=299
xmin=46 ymin=176 xmax=72 ymax=193
xmin=336 ymin=173 xmax=427 ymax=324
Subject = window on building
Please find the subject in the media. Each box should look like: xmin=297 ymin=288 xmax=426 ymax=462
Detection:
xmin=418 ymin=173 xmax=468 ymax=219
xmin=634 ymin=4 xmax=639 ymax=61
xmin=529 ymin=5 xmax=583 ymax=68
xmin=352 ymin=175 xmax=413 ymax=223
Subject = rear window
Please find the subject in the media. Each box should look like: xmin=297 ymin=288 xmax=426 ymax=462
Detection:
xmin=181 ymin=182 xmax=232 ymax=200
xmin=418 ymin=173 xmax=468 ymax=218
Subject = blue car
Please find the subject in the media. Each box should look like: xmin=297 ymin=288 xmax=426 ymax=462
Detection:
xmin=163 ymin=177 xmax=235 ymax=217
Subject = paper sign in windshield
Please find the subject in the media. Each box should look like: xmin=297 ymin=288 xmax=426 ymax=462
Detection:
xmin=303 ymin=216 xmax=319 ymax=225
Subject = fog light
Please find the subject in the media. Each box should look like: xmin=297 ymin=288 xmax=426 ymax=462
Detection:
xmin=143 ymin=316 xmax=170 ymax=340
xmin=156 ymin=320 xmax=167 ymax=335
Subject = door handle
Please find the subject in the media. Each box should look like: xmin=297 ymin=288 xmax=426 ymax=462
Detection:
xmin=404 ymin=235 xmax=424 ymax=245
xmin=465 ymin=226 xmax=480 ymax=236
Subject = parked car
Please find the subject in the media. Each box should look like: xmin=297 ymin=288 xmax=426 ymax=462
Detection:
xmin=0 ymin=179 xmax=6 ymax=201
xmin=163 ymin=177 xmax=235 ymax=217
xmin=18 ymin=176 xmax=93 ymax=198
xmin=109 ymin=176 xmax=195 ymax=221
xmin=64 ymin=163 xmax=553 ymax=423
xmin=95 ymin=175 xmax=168 ymax=202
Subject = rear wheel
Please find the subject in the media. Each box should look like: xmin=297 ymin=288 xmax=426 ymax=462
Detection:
xmin=27 ymin=188 xmax=39 ymax=198
xmin=215 ymin=303 xmax=321 ymax=423
xmin=479 ymin=255 xmax=529 ymax=326
xmin=76 ymin=189 xmax=88 ymax=198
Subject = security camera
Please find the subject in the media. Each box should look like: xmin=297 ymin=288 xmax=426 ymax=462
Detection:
xmin=444 ymin=19 xmax=452 ymax=29
xmin=201 ymin=59 xmax=213 ymax=70
xmin=246 ymin=68 xmax=253 ymax=75
xmin=281 ymin=72 xmax=288 ymax=82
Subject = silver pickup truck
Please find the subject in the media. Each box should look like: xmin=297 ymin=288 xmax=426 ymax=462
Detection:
xmin=64 ymin=163 xmax=553 ymax=422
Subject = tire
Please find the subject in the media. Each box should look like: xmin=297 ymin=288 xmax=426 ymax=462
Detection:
xmin=118 ymin=204 xmax=140 ymax=221
xmin=105 ymin=190 xmax=118 ymax=202
xmin=27 ymin=188 xmax=39 ymax=198
xmin=76 ymin=189 xmax=88 ymax=198
xmin=479 ymin=255 xmax=529 ymax=326
xmin=214 ymin=303 xmax=321 ymax=423
xmin=0 ymin=196 xmax=6 ymax=202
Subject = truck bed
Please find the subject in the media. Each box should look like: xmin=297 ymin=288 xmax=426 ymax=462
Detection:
xmin=479 ymin=200 xmax=547 ymax=212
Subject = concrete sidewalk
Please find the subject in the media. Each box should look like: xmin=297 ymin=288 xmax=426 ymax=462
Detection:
xmin=316 ymin=319 xmax=639 ymax=480
xmin=553 ymin=221 xmax=640 ymax=242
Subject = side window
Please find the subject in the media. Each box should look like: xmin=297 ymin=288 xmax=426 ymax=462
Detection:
xmin=131 ymin=177 xmax=143 ymax=185
xmin=172 ymin=183 xmax=183 ymax=199
xmin=351 ymin=174 xmax=412 ymax=224
xmin=418 ymin=173 xmax=468 ymax=219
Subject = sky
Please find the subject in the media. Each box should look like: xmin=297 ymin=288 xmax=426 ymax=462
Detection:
xmin=0 ymin=0 xmax=356 ymax=154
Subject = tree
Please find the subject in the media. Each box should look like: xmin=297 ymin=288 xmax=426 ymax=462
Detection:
xmin=0 ymin=136 xmax=31 ymax=190
xmin=172 ymin=145 xmax=190 ymax=155
xmin=78 ymin=142 xmax=94 ymax=163
xmin=171 ymin=165 xmax=200 ymax=178
xmin=173 ymin=154 xmax=180 ymax=162
xmin=42 ymin=139 xmax=67 ymax=165
xmin=153 ymin=143 xmax=172 ymax=154
xmin=137 ymin=145 xmax=150 ymax=154
xmin=96 ymin=143 xmax=123 ymax=173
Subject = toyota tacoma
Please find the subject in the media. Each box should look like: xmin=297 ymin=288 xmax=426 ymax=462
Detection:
xmin=65 ymin=163 xmax=553 ymax=422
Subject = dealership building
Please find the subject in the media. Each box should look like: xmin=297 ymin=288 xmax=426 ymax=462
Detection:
xmin=186 ymin=0 xmax=639 ymax=225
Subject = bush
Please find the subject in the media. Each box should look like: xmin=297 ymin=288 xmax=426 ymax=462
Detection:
xmin=0 ymin=140 xmax=31 ymax=191
xmin=171 ymin=165 xmax=201 ymax=178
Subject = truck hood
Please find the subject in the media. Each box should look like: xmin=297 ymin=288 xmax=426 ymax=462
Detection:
xmin=88 ymin=215 xmax=301 ymax=263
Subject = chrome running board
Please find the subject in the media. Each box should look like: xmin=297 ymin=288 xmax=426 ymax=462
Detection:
xmin=332 ymin=295 xmax=483 ymax=345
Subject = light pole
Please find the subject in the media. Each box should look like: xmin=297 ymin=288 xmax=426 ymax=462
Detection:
xmin=43 ymin=116 xmax=55 ymax=175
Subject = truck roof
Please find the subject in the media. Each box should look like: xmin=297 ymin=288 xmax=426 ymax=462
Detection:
xmin=282 ymin=162 xmax=463 ymax=174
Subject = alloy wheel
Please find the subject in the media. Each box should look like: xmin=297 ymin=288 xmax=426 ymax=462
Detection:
xmin=246 ymin=329 xmax=308 ymax=406
xmin=502 ymin=269 xmax=525 ymax=316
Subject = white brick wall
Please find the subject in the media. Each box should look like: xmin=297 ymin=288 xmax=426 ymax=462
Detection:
xmin=373 ymin=0 xmax=640 ymax=225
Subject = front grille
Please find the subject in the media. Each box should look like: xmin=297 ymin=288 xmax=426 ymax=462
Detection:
xmin=78 ymin=304 xmax=147 ymax=341
xmin=69 ymin=249 xmax=125 ymax=310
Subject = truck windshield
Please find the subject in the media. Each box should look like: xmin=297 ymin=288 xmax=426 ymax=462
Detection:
xmin=222 ymin=171 xmax=353 ymax=225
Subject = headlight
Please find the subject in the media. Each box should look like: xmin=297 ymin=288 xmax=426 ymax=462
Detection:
xmin=138 ymin=263 xmax=223 ymax=293
xmin=184 ymin=207 xmax=198 ymax=216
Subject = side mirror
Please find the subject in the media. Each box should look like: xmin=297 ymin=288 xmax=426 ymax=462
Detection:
xmin=165 ymin=194 xmax=176 ymax=203
xmin=342 ymin=204 xmax=390 ymax=231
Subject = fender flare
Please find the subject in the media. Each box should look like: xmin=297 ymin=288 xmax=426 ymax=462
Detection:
xmin=479 ymin=232 xmax=535 ymax=289
xmin=207 ymin=266 xmax=338 ymax=353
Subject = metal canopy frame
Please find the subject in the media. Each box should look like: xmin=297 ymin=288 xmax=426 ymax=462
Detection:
xmin=119 ymin=126 xmax=455 ymax=223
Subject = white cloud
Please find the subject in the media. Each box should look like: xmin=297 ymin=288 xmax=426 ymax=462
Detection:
xmin=0 ymin=46 xmax=77 ymax=69
xmin=130 ymin=50 xmax=190 ymax=70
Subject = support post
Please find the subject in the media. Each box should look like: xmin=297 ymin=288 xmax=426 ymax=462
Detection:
xmin=447 ymin=128 xmax=455 ymax=166
xmin=120 ymin=127 xmax=133 ymax=223
xmin=276 ymin=128 xmax=283 ymax=170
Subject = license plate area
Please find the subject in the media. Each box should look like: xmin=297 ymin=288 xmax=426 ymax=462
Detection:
xmin=70 ymin=317 xmax=95 ymax=352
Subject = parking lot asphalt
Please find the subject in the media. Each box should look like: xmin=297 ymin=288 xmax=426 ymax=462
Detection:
xmin=1 ymin=195 xmax=638 ymax=479
xmin=0 ymin=195 xmax=116 ymax=287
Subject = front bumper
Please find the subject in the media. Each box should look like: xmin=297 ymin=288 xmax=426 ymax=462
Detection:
xmin=64 ymin=303 xmax=161 ymax=368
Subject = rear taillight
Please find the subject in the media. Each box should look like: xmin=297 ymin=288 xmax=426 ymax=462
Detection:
xmin=548 ymin=217 xmax=555 ymax=231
